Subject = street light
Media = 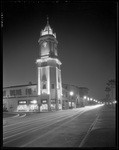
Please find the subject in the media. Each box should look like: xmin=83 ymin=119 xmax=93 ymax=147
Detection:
xmin=69 ymin=91 xmax=74 ymax=109
xmin=90 ymin=98 xmax=93 ymax=101
xmin=70 ymin=91 xmax=74 ymax=96
xmin=83 ymin=96 xmax=87 ymax=99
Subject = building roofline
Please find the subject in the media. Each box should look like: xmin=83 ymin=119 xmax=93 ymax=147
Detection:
xmin=62 ymin=83 xmax=89 ymax=90
xmin=3 ymin=83 xmax=37 ymax=89
xmin=3 ymin=83 xmax=89 ymax=91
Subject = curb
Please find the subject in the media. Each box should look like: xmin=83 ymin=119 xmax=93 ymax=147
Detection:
xmin=19 ymin=114 xmax=26 ymax=118
xmin=10 ymin=114 xmax=19 ymax=118
xmin=79 ymin=113 xmax=100 ymax=147
xmin=3 ymin=120 xmax=7 ymax=126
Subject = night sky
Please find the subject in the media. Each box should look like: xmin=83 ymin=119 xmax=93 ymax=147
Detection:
xmin=3 ymin=1 xmax=117 ymax=100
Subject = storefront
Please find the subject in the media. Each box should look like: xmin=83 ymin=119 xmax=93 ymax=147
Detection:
xmin=69 ymin=101 xmax=76 ymax=109
xmin=40 ymin=99 xmax=48 ymax=112
xmin=29 ymin=100 xmax=38 ymax=112
xmin=17 ymin=100 xmax=38 ymax=112
xmin=51 ymin=99 xmax=56 ymax=111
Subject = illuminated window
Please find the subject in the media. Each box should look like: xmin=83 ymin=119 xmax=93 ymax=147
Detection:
xmin=18 ymin=100 xmax=27 ymax=104
xmin=41 ymin=99 xmax=47 ymax=104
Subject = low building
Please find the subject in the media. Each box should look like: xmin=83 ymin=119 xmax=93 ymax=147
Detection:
xmin=3 ymin=83 xmax=89 ymax=112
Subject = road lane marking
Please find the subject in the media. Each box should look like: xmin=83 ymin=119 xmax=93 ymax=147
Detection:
xmin=3 ymin=106 xmax=102 ymax=146
xmin=20 ymin=107 xmax=103 ymax=147
xmin=3 ymin=109 xmax=79 ymax=128
xmin=3 ymin=109 xmax=85 ymax=145
xmin=20 ymin=110 xmax=86 ymax=147
xmin=78 ymin=112 xmax=100 ymax=147
xmin=3 ymin=108 xmax=82 ymax=138
xmin=3 ymin=110 xmax=80 ymax=133
xmin=3 ymin=108 xmax=83 ymax=132
xmin=3 ymin=114 xmax=70 ymax=136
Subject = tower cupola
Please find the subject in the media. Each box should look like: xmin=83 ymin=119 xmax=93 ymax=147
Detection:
xmin=38 ymin=17 xmax=58 ymax=58
xmin=40 ymin=17 xmax=56 ymax=38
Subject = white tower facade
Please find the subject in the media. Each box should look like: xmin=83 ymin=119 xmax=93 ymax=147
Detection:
xmin=36 ymin=18 xmax=62 ymax=112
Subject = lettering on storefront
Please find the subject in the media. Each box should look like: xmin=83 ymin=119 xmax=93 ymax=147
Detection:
xmin=18 ymin=100 xmax=27 ymax=104
xmin=51 ymin=99 xmax=56 ymax=103
xmin=41 ymin=99 xmax=47 ymax=104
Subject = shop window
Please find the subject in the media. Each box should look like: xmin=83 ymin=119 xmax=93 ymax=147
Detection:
xmin=16 ymin=89 xmax=22 ymax=95
xmin=26 ymin=88 xmax=32 ymax=95
xmin=10 ymin=90 xmax=16 ymax=97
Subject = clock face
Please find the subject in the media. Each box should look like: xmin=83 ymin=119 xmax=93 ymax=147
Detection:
xmin=41 ymin=41 xmax=49 ymax=57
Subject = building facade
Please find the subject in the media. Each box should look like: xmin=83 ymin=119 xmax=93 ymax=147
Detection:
xmin=3 ymin=83 xmax=89 ymax=112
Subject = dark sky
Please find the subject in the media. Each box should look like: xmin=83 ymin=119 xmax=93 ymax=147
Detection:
xmin=3 ymin=1 xmax=117 ymax=100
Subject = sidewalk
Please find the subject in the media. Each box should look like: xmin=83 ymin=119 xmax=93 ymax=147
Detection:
xmin=82 ymin=105 xmax=116 ymax=148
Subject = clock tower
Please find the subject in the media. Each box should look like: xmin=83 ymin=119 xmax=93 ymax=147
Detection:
xmin=36 ymin=17 xmax=62 ymax=112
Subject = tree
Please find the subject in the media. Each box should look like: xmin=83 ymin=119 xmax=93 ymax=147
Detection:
xmin=105 ymin=79 xmax=115 ymax=101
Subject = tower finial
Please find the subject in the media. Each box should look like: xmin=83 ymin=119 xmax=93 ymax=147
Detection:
xmin=47 ymin=15 xmax=49 ymax=26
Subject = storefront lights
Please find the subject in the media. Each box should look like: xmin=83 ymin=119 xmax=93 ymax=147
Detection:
xmin=69 ymin=91 xmax=74 ymax=96
xmin=30 ymin=100 xmax=37 ymax=104
xmin=83 ymin=96 xmax=87 ymax=99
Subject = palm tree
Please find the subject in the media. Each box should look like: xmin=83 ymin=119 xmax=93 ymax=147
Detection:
xmin=106 ymin=79 xmax=115 ymax=101
xmin=105 ymin=86 xmax=111 ymax=102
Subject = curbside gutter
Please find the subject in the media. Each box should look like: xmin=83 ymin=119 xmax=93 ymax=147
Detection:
xmin=79 ymin=113 xmax=100 ymax=147
xmin=19 ymin=113 xmax=26 ymax=118
xmin=3 ymin=120 xmax=7 ymax=126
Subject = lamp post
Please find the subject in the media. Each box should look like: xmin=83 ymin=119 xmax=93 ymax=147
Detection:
xmin=69 ymin=91 xmax=74 ymax=109
xmin=83 ymin=96 xmax=87 ymax=106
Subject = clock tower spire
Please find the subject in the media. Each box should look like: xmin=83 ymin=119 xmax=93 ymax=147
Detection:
xmin=47 ymin=16 xmax=49 ymax=26
xmin=36 ymin=18 xmax=62 ymax=112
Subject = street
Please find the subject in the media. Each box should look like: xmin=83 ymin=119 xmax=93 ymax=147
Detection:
xmin=3 ymin=104 xmax=111 ymax=147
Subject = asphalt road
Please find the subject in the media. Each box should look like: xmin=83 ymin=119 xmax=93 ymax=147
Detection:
xmin=3 ymin=105 xmax=104 ymax=147
xmin=3 ymin=112 xmax=18 ymax=118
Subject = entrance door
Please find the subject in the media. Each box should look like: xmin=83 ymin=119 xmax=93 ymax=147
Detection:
xmin=40 ymin=104 xmax=48 ymax=112
xmin=51 ymin=104 xmax=56 ymax=111
xmin=17 ymin=105 xmax=28 ymax=112
xmin=29 ymin=104 xmax=38 ymax=112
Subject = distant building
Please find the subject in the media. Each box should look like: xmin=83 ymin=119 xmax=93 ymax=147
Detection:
xmin=3 ymin=18 xmax=89 ymax=112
